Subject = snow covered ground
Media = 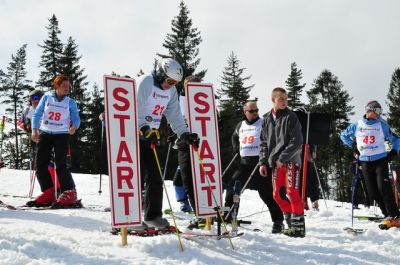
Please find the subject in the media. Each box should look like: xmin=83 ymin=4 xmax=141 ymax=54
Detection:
xmin=1 ymin=168 xmax=399 ymax=265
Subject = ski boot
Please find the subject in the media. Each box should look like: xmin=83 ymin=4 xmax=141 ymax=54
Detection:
xmin=174 ymin=185 xmax=192 ymax=213
xmin=283 ymin=214 xmax=306 ymax=238
xmin=187 ymin=218 xmax=207 ymax=230
xmin=144 ymin=216 xmax=170 ymax=229
xmin=26 ymin=187 xmax=56 ymax=207
xmin=272 ymin=221 xmax=284 ymax=234
xmin=379 ymin=216 xmax=400 ymax=230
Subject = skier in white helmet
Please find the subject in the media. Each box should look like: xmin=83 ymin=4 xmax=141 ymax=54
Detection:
xmin=136 ymin=58 xmax=200 ymax=229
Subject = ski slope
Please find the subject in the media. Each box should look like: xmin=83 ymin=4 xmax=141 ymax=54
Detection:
xmin=0 ymin=168 xmax=399 ymax=265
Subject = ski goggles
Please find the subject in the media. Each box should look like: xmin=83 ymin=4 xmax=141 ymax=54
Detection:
xmin=246 ymin=108 xmax=259 ymax=114
xmin=31 ymin=95 xmax=41 ymax=101
xmin=365 ymin=106 xmax=382 ymax=115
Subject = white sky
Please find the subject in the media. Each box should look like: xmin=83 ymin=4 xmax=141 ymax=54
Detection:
xmin=1 ymin=0 xmax=400 ymax=121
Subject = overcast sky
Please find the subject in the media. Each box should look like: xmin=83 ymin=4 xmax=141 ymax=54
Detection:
xmin=1 ymin=0 xmax=400 ymax=121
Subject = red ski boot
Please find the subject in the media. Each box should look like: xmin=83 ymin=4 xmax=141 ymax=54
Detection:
xmin=26 ymin=187 xmax=56 ymax=207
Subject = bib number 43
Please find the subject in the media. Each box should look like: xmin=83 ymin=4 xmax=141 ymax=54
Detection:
xmin=363 ymin=135 xmax=375 ymax=144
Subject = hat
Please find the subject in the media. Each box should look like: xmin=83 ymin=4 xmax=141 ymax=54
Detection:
xmin=365 ymin=100 xmax=382 ymax=115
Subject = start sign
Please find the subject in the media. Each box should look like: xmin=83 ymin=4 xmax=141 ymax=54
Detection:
xmin=104 ymin=75 xmax=142 ymax=227
xmin=185 ymin=83 xmax=223 ymax=217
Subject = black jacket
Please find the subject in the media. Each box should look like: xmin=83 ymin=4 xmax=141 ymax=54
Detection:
xmin=259 ymin=108 xmax=303 ymax=167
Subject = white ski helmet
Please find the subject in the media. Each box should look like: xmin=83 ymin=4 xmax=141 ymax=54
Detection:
xmin=156 ymin=58 xmax=183 ymax=82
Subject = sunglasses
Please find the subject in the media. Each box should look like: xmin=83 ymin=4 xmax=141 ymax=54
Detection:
xmin=246 ymin=109 xmax=259 ymax=114
xmin=31 ymin=95 xmax=41 ymax=101
xmin=165 ymin=78 xmax=178 ymax=86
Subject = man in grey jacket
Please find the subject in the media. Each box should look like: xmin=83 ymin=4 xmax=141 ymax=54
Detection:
xmin=259 ymin=87 xmax=305 ymax=237
xmin=137 ymin=58 xmax=199 ymax=229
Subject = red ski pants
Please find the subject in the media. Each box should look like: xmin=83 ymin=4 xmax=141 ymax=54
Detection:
xmin=272 ymin=162 xmax=303 ymax=216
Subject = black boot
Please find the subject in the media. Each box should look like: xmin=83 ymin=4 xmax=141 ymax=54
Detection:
xmin=272 ymin=221 xmax=284 ymax=234
xmin=283 ymin=214 xmax=305 ymax=238
xmin=284 ymin=212 xmax=291 ymax=229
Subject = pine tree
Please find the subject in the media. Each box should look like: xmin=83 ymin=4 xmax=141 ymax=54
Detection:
xmin=37 ymin=14 xmax=63 ymax=90
xmin=387 ymin=68 xmax=400 ymax=131
xmin=0 ymin=44 xmax=32 ymax=169
xmin=162 ymin=0 xmax=206 ymax=95
xmin=82 ymin=84 xmax=105 ymax=173
xmin=285 ymin=62 xmax=306 ymax=110
xmin=59 ymin=36 xmax=89 ymax=173
xmin=218 ymin=51 xmax=254 ymax=175
xmin=307 ymin=69 xmax=354 ymax=201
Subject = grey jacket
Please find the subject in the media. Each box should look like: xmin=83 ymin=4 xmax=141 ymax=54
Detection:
xmin=259 ymin=108 xmax=303 ymax=167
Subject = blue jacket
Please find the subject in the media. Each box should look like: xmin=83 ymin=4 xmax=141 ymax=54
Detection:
xmin=32 ymin=91 xmax=80 ymax=134
xmin=340 ymin=116 xmax=400 ymax=161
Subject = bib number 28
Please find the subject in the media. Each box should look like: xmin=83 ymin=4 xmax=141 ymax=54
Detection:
xmin=48 ymin=112 xmax=61 ymax=121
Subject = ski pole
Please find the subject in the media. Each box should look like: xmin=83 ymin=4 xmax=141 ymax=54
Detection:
xmin=350 ymin=159 xmax=360 ymax=227
xmin=224 ymin=163 xmax=259 ymax=221
xmin=98 ymin=120 xmax=105 ymax=194
xmin=313 ymin=161 xmax=328 ymax=210
xmin=193 ymin=147 xmax=235 ymax=250
xmin=28 ymin=144 xmax=38 ymax=198
xmin=221 ymin=153 xmax=238 ymax=179
xmin=162 ymin=142 xmax=173 ymax=181
xmin=150 ymin=143 xmax=184 ymax=252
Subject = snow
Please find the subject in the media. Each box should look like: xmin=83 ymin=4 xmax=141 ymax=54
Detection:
xmin=1 ymin=168 xmax=399 ymax=265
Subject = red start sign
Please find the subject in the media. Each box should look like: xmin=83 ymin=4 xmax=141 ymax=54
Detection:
xmin=185 ymin=83 xmax=223 ymax=217
xmin=104 ymin=76 xmax=141 ymax=227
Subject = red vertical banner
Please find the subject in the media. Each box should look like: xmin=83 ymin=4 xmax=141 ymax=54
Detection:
xmin=104 ymin=75 xmax=142 ymax=227
xmin=185 ymin=83 xmax=223 ymax=217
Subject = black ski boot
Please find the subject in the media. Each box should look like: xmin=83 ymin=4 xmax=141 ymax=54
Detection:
xmin=284 ymin=212 xmax=291 ymax=229
xmin=272 ymin=221 xmax=284 ymax=234
xmin=283 ymin=214 xmax=306 ymax=238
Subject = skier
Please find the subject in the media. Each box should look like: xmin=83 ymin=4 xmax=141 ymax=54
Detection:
xmin=224 ymin=101 xmax=284 ymax=233
xmin=259 ymin=87 xmax=305 ymax=237
xmin=341 ymin=100 xmax=400 ymax=228
xmin=137 ymin=58 xmax=199 ymax=229
xmin=27 ymin=75 xmax=80 ymax=207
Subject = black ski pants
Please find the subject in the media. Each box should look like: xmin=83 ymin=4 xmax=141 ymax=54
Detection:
xmin=36 ymin=133 xmax=74 ymax=192
xmin=224 ymin=159 xmax=283 ymax=223
xmin=176 ymin=140 xmax=196 ymax=214
xmin=361 ymin=157 xmax=400 ymax=218
xmin=139 ymin=139 xmax=164 ymax=221
xmin=305 ymin=161 xmax=319 ymax=202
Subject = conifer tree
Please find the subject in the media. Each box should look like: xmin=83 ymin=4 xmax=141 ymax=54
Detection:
xmin=307 ymin=70 xmax=354 ymax=201
xmin=162 ymin=0 xmax=206 ymax=95
xmin=218 ymin=52 xmax=254 ymax=174
xmin=387 ymin=68 xmax=400 ymax=131
xmin=58 ymin=36 xmax=89 ymax=172
xmin=37 ymin=14 xmax=63 ymax=90
xmin=0 ymin=44 xmax=32 ymax=169
xmin=285 ymin=62 xmax=306 ymax=110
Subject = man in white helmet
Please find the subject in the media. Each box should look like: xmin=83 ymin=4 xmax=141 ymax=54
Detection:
xmin=136 ymin=58 xmax=200 ymax=229
xmin=341 ymin=100 xmax=400 ymax=229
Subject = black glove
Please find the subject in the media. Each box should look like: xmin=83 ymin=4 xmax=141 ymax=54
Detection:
xmin=167 ymin=133 xmax=177 ymax=144
xmin=140 ymin=126 xmax=160 ymax=144
xmin=232 ymin=145 xmax=240 ymax=154
xmin=387 ymin=149 xmax=398 ymax=162
xmin=180 ymin=132 xmax=200 ymax=148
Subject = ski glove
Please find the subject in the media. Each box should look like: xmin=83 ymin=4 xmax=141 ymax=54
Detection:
xmin=141 ymin=126 xmax=160 ymax=144
xmin=387 ymin=149 xmax=398 ymax=162
xmin=180 ymin=132 xmax=200 ymax=148
xmin=167 ymin=133 xmax=177 ymax=144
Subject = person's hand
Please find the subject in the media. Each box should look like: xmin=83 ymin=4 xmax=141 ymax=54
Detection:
xmin=167 ymin=134 xmax=177 ymax=144
xmin=99 ymin=112 xmax=105 ymax=121
xmin=180 ymin=132 xmax=200 ymax=148
xmin=387 ymin=149 xmax=398 ymax=162
xmin=312 ymin=151 xmax=317 ymax=160
xmin=69 ymin=126 xmax=77 ymax=135
xmin=141 ymin=126 xmax=160 ymax=144
xmin=276 ymin=160 xmax=283 ymax=168
xmin=259 ymin=164 xmax=268 ymax=177
xmin=31 ymin=129 xmax=39 ymax=143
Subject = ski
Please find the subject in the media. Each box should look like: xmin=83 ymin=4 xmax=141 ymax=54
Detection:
xmin=0 ymin=200 xmax=17 ymax=210
xmin=354 ymin=215 xmax=384 ymax=222
xmin=111 ymin=226 xmax=177 ymax=237
xmin=19 ymin=200 xmax=83 ymax=210
xmin=343 ymin=227 xmax=367 ymax=235
xmin=181 ymin=231 xmax=244 ymax=239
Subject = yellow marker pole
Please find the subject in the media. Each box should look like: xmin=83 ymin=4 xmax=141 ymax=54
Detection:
xmin=121 ymin=227 xmax=128 ymax=246
xmin=194 ymin=149 xmax=235 ymax=250
xmin=151 ymin=144 xmax=184 ymax=252
xmin=205 ymin=217 xmax=212 ymax=230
